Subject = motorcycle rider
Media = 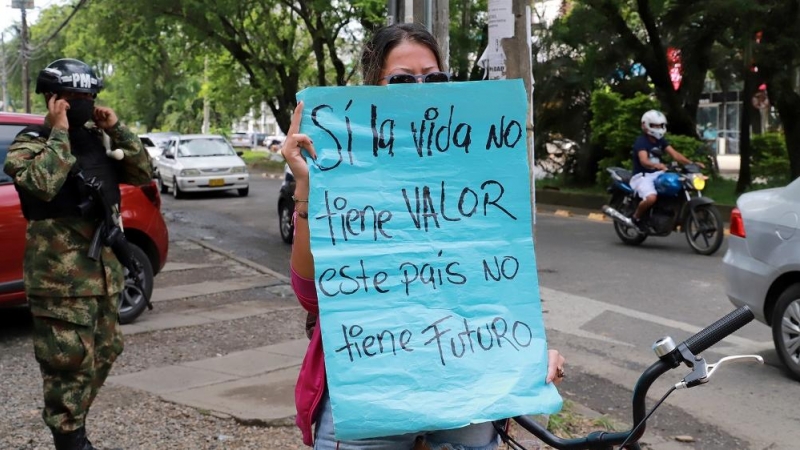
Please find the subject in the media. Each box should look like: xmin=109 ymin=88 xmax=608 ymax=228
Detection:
xmin=629 ymin=110 xmax=702 ymax=232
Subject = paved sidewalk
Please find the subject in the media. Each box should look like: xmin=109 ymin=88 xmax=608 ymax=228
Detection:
xmin=110 ymin=339 xmax=305 ymax=426
xmin=108 ymin=239 xmax=695 ymax=449
xmin=110 ymin=238 xmax=304 ymax=425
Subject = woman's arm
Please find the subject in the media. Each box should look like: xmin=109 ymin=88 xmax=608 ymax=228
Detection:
xmin=282 ymin=102 xmax=317 ymax=279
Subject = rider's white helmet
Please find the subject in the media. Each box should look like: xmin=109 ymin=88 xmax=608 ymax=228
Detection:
xmin=641 ymin=110 xmax=667 ymax=140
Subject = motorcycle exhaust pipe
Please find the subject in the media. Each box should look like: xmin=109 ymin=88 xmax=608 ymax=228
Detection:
xmin=602 ymin=205 xmax=636 ymax=228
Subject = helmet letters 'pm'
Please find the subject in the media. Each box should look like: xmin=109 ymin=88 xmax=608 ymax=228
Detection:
xmin=35 ymin=58 xmax=103 ymax=96
xmin=641 ymin=110 xmax=667 ymax=140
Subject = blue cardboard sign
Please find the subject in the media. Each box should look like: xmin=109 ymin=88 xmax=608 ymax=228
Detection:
xmin=297 ymin=79 xmax=562 ymax=441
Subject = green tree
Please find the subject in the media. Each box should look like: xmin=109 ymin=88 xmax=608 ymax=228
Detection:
xmin=560 ymin=0 xmax=743 ymax=136
xmin=449 ymin=0 xmax=488 ymax=81
xmin=121 ymin=0 xmax=385 ymax=132
xmin=755 ymin=1 xmax=800 ymax=182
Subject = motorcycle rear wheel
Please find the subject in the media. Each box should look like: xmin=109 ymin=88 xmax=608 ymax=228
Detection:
xmin=612 ymin=197 xmax=646 ymax=246
xmin=684 ymin=204 xmax=724 ymax=255
xmin=614 ymin=221 xmax=647 ymax=246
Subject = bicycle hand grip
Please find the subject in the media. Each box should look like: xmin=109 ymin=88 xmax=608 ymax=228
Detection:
xmin=681 ymin=306 xmax=754 ymax=355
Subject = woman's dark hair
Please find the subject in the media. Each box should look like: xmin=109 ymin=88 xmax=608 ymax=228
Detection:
xmin=360 ymin=23 xmax=443 ymax=86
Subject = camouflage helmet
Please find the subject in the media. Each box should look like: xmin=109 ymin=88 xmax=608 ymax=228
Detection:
xmin=35 ymin=58 xmax=103 ymax=96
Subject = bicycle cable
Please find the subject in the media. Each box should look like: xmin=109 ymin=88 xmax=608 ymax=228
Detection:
xmin=618 ymin=385 xmax=676 ymax=449
xmin=494 ymin=385 xmax=677 ymax=450
xmin=493 ymin=419 xmax=528 ymax=450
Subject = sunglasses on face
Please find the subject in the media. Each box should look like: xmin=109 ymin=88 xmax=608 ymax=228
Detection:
xmin=382 ymin=71 xmax=452 ymax=84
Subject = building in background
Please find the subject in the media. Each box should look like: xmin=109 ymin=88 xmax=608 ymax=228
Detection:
xmin=232 ymin=101 xmax=284 ymax=146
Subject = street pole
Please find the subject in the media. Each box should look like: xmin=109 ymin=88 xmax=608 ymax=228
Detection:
xmin=21 ymin=5 xmax=30 ymax=113
xmin=405 ymin=0 xmax=415 ymax=23
xmin=1 ymin=33 xmax=8 ymax=112
xmin=202 ymin=56 xmax=210 ymax=134
xmin=500 ymin=0 xmax=535 ymax=229
xmin=433 ymin=0 xmax=449 ymax=71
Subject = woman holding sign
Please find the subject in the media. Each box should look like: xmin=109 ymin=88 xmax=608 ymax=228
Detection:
xmin=283 ymin=22 xmax=566 ymax=450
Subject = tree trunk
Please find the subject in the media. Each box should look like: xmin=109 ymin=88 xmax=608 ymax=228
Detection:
xmin=736 ymin=71 xmax=757 ymax=193
xmin=780 ymin=99 xmax=800 ymax=180
xmin=787 ymin=116 xmax=800 ymax=180
xmin=772 ymin=80 xmax=800 ymax=180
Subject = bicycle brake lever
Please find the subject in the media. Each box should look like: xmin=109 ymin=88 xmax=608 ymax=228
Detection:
xmin=675 ymin=354 xmax=763 ymax=389
xmin=707 ymin=354 xmax=764 ymax=378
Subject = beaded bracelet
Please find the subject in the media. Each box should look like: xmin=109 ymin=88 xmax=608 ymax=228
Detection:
xmin=292 ymin=195 xmax=308 ymax=203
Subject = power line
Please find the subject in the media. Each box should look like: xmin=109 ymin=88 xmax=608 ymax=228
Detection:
xmin=17 ymin=0 xmax=89 ymax=112
xmin=27 ymin=0 xmax=88 ymax=53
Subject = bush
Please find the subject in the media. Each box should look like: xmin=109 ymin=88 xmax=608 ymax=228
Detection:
xmin=591 ymin=91 xmax=659 ymax=185
xmin=667 ymin=134 xmax=707 ymax=169
xmin=751 ymin=133 xmax=790 ymax=186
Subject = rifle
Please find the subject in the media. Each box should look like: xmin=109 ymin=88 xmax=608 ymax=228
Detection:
xmin=77 ymin=171 xmax=153 ymax=311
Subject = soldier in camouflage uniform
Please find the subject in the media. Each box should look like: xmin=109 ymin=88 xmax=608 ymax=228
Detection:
xmin=3 ymin=59 xmax=152 ymax=450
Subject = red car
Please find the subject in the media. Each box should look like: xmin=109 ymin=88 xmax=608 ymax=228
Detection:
xmin=0 ymin=112 xmax=169 ymax=324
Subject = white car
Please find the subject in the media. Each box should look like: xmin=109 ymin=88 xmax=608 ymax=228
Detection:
xmin=138 ymin=135 xmax=161 ymax=174
xmin=156 ymin=134 xmax=250 ymax=198
xmin=139 ymin=135 xmax=161 ymax=160
xmin=229 ymin=132 xmax=253 ymax=149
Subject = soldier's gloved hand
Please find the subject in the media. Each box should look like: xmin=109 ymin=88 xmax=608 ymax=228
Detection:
xmin=93 ymin=106 xmax=118 ymax=130
xmin=46 ymin=94 xmax=69 ymax=131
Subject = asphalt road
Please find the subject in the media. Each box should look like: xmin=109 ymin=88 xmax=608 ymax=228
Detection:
xmin=162 ymin=175 xmax=799 ymax=450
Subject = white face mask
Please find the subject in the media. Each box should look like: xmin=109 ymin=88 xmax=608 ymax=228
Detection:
xmin=645 ymin=122 xmax=666 ymax=140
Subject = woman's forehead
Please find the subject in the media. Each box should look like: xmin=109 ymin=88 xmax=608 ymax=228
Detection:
xmin=383 ymin=41 xmax=438 ymax=71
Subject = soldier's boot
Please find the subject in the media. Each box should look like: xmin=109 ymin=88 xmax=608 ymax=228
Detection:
xmin=52 ymin=427 xmax=98 ymax=450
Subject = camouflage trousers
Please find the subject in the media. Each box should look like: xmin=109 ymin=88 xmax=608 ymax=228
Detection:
xmin=29 ymin=294 xmax=124 ymax=433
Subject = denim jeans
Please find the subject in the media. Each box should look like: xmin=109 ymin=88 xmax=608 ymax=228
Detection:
xmin=313 ymin=391 xmax=500 ymax=450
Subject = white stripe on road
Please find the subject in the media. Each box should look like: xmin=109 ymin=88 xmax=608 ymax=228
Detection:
xmin=541 ymin=287 xmax=771 ymax=353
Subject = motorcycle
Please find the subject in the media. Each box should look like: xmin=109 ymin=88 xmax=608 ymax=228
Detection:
xmin=601 ymin=163 xmax=724 ymax=255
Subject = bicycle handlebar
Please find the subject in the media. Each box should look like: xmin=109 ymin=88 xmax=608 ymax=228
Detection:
xmin=683 ymin=306 xmax=753 ymax=355
xmin=513 ymin=306 xmax=755 ymax=450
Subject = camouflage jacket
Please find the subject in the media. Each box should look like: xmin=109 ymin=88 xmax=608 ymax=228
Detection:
xmin=3 ymin=122 xmax=152 ymax=298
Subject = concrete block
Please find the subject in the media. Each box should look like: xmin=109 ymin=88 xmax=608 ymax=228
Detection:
xmin=183 ymin=348 xmax=301 ymax=377
xmin=161 ymin=366 xmax=300 ymax=424
xmin=108 ymin=365 xmax=237 ymax=395
xmin=261 ymin=339 xmax=310 ymax=358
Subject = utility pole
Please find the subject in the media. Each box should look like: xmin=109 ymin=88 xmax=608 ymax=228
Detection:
xmin=202 ymin=56 xmax=210 ymax=134
xmin=1 ymin=32 xmax=8 ymax=112
xmin=498 ymin=0 xmax=535 ymax=227
xmin=433 ymin=0 xmax=449 ymax=71
xmin=14 ymin=0 xmax=34 ymax=113
xmin=501 ymin=0 xmax=533 ymax=135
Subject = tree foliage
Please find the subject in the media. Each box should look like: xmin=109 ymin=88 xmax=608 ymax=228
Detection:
xmin=5 ymin=0 xmax=800 ymax=189
xmin=3 ymin=0 xmax=388 ymax=133
xmin=450 ymin=0 xmax=488 ymax=81
xmin=754 ymin=1 xmax=800 ymax=182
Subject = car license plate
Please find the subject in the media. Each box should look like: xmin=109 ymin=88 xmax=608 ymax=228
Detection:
xmin=209 ymin=178 xmax=224 ymax=187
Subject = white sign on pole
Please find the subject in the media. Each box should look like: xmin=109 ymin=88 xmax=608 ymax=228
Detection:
xmin=478 ymin=0 xmax=514 ymax=80
xmin=12 ymin=0 xmax=35 ymax=9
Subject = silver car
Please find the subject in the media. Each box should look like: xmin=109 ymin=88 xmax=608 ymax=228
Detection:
xmin=156 ymin=134 xmax=250 ymax=198
xmin=723 ymin=177 xmax=800 ymax=381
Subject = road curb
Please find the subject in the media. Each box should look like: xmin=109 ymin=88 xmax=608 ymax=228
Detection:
xmin=189 ymin=238 xmax=291 ymax=284
xmin=587 ymin=212 xmax=606 ymax=222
